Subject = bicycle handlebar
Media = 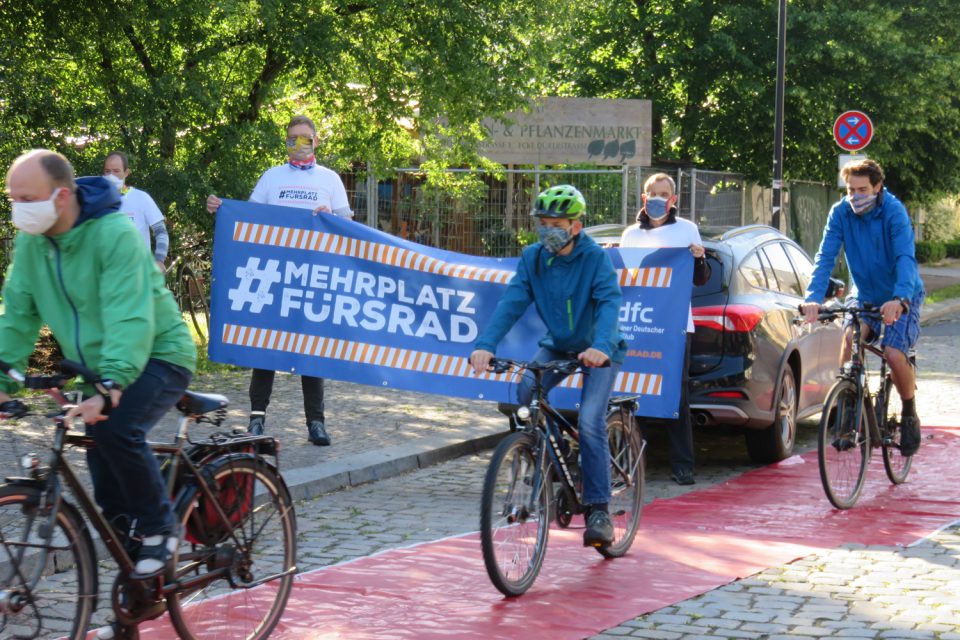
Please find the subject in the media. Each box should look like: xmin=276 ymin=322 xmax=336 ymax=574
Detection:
xmin=487 ymin=357 xmax=609 ymax=375
xmin=796 ymin=303 xmax=882 ymax=324
xmin=0 ymin=358 xmax=102 ymax=391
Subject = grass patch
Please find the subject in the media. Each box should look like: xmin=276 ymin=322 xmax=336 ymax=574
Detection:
xmin=926 ymin=283 xmax=960 ymax=304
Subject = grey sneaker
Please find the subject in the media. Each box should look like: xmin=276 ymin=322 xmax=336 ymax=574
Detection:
xmin=308 ymin=420 xmax=331 ymax=446
xmin=583 ymin=510 xmax=614 ymax=548
xmin=248 ymin=413 xmax=265 ymax=436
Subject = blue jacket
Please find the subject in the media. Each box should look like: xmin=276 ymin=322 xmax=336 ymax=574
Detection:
xmin=475 ymin=232 xmax=627 ymax=363
xmin=805 ymin=188 xmax=923 ymax=305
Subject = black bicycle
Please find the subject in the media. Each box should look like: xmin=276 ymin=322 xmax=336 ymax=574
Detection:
xmin=479 ymin=357 xmax=645 ymax=597
xmin=813 ymin=304 xmax=914 ymax=509
xmin=166 ymin=239 xmax=211 ymax=346
xmin=0 ymin=359 xmax=297 ymax=639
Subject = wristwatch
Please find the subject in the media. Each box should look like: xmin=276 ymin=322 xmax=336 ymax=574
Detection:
xmin=892 ymin=296 xmax=910 ymax=314
xmin=95 ymin=379 xmax=123 ymax=414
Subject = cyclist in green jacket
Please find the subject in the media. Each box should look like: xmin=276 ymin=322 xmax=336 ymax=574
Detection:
xmin=1 ymin=150 xmax=196 ymax=597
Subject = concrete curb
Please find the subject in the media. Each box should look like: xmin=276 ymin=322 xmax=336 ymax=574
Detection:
xmin=921 ymin=299 xmax=960 ymax=326
xmin=283 ymin=430 xmax=509 ymax=503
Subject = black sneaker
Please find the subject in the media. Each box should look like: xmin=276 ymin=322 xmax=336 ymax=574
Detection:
xmin=248 ymin=413 xmax=265 ymax=436
xmin=899 ymin=414 xmax=921 ymax=457
xmin=130 ymin=533 xmax=178 ymax=580
xmin=583 ymin=510 xmax=614 ymax=548
xmin=670 ymin=470 xmax=696 ymax=486
xmin=308 ymin=420 xmax=331 ymax=446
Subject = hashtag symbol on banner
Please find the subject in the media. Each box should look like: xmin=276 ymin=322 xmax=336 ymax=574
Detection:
xmin=228 ymin=257 xmax=282 ymax=313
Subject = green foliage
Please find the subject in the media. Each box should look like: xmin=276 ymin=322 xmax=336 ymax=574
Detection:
xmin=917 ymin=195 xmax=960 ymax=243
xmin=0 ymin=0 xmax=567 ymax=238
xmin=551 ymin=0 xmax=960 ymax=203
xmin=945 ymin=241 xmax=960 ymax=259
xmin=915 ymin=241 xmax=946 ymax=264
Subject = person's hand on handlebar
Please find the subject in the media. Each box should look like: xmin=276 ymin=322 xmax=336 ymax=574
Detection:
xmin=880 ymin=299 xmax=905 ymax=326
xmin=64 ymin=388 xmax=122 ymax=425
xmin=578 ymin=348 xmax=610 ymax=368
xmin=799 ymin=301 xmax=821 ymax=324
xmin=469 ymin=349 xmax=495 ymax=375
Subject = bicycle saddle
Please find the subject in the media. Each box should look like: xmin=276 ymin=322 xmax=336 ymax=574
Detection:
xmin=177 ymin=391 xmax=229 ymax=416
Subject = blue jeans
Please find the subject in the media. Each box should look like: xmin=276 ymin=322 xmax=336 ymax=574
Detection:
xmin=516 ymin=347 xmax=621 ymax=506
xmin=86 ymin=359 xmax=192 ymax=536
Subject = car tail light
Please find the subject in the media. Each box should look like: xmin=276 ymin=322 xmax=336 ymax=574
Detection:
xmin=693 ymin=304 xmax=764 ymax=332
xmin=707 ymin=390 xmax=748 ymax=399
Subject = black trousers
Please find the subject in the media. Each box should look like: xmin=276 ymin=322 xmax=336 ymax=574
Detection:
xmin=249 ymin=368 xmax=325 ymax=424
xmin=667 ymin=334 xmax=695 ymax=475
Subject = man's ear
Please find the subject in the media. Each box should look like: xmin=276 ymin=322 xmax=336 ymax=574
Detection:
xmin=668 ymin=194 xmax=679 ymax=209
xmin=571 ymin=219 xmax=584 ymax=234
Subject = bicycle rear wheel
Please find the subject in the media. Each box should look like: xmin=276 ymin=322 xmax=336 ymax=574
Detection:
xmin=597 ymin=409 xmax=644 ymax=559
xmin=179 ymin=265 xmax=210 ymax=345
xmin=818 ymin=379 xmax=870 ymax=509
xmin=0 ymin=486 xmax=97 ymax=640
xmin=879 ymin=375 xmax=912 ymax=484
xmin=167 ymin=458 xmax=296 ymax=640
xmin=480 ymin=432 xmax=550 ymax=597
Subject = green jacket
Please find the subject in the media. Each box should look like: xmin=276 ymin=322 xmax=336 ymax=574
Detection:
xmin=0 ymin=205 xmax=196 ymax=393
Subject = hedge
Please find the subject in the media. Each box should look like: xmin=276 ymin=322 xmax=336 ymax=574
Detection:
xmin=916 ymin=241 xmax=947 ymax=263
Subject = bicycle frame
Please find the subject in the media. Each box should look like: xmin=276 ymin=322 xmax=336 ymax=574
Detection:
xmin=839 ymin=309 xmax=887 ymax=447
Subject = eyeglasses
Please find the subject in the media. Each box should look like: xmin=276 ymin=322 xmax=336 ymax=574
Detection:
xmin=285 ymin=136 xmax=314 ymax=147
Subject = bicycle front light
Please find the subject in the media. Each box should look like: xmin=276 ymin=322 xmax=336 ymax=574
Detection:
xmin=20 ymin=453 xmax=39 ymax=471
xmin=515 ymin=406 xmax=531 ymax=422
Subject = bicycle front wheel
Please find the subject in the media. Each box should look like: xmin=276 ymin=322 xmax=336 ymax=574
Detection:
xmin=879 ymin=375 xmax=912 ymax=484
xmin=0 ymin=485 xmax=97 ymax=640
xmin=179 ymin=266 xmax=210 ymax=345
xmin=167 ymin=458 xmax=297 ymax=640
xmin=598 ymin=409 xmax=644 ymax=558
xmin=480 ymin=432 xmax=550 ymax=597
xmin=818 ymin=379 xmax=870 ymax=509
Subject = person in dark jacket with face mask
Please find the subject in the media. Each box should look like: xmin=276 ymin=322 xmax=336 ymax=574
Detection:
xmin=801 ymin=158 xmax=924 ymax=457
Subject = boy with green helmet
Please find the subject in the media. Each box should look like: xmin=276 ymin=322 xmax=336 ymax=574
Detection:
xmin=470 ymin=184 xmax=627 ymax=548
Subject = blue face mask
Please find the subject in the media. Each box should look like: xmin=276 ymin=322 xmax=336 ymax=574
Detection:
xmin=848 ymin=193 xmax=877 ymax=215
xmin=538 ymin=224 xmax=572 ymax=253
xmin=644 ymin=196 xmax=669 ymax=219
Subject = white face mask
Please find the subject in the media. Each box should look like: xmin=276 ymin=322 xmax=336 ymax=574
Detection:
xmin=12 ymin=188 xmax=63 ymax=235
xmin=103 ymin=173 xmax=124 ymax=189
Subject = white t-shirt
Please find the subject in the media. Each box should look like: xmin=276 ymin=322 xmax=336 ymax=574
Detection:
xmin=119 ymin=187 xmax=164 ymax=250
xmin=249 ymin=164 xmax=353 ymax=217
xmin=620 ymin=217 xmax=703 ymax=333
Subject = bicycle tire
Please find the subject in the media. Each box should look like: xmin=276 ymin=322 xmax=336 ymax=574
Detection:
xmin=879 ymin=374 xmax=912 ymax=484
xmin=818 ymin=379 xmax=870 ymax=509
xmin=179 ymin=266 xmax=210 ymax=345
xmin=480 ymin=431 xmax=550 ymax=597
xmin=0 ymin=485 xmax=98 ymax=640
xmin=166 ymin=458 xmax=297 ymax=640
xmin=597 ymin=410 xmax=644 ymax=558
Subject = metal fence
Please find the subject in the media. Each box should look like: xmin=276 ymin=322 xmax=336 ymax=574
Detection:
xmin=341 ymin=166 xmax=747 ymax=257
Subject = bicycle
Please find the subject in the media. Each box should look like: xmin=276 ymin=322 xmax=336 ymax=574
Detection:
xmin=0 ymin=359 xmax=297 ymax=639
xmin=479 ymin=357 xmax=645 ymax=597
xmin=812 ymin=304 xmax=914 ymax=509
xmin=165 ymin=239 xmax=211 ymax=346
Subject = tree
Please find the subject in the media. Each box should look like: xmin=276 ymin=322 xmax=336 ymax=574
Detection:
xmin=551 ymin=0 xmax=960 ymax=203
xmin=0 ymin=0 xmax=567 ymax=233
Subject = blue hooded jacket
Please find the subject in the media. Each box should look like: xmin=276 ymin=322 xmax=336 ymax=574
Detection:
xmin=475 ymin=232 xmax=627 ymax=363
xmin=805 ymin=188 xmax=923 ymax=305
xmin=74 ymin=176 xmax=122 ymax=225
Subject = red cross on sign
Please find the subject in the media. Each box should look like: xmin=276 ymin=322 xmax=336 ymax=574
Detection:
xmin=833 ymin=110 xmax=873 ymax=151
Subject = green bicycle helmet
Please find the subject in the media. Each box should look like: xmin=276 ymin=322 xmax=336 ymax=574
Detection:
xmin=531 ymin=185 xmax=586 ymax=219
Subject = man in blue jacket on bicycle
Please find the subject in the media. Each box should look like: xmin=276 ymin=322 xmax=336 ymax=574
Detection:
xmin=801 ymin=158 xmax=925 ymax=457
xmin=469 ymin=185 xmax=627 ymax=548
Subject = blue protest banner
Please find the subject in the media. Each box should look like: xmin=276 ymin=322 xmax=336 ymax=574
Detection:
xmin=209 ymin=200 xmax=691 ymax=418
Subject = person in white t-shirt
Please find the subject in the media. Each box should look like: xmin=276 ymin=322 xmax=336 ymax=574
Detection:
xmin=619 ymin=172 xmax=711 ymax=486
xmin=207 ymin=115 xmax=353 ymax=448
xmin=103 ymin=151 xmax=168 ymax=271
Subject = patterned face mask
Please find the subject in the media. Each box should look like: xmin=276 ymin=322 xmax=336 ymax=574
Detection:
xmin=848 ymin=192 xmax=877 ymax=215
xmin=538 ymin=224 xmax=572 ymax=253
xmin=286 ymin=135 xmax=316 ymax=168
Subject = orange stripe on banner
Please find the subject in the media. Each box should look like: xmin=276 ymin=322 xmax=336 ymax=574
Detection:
xmin=357 ymin=344 xmax=371 ymax=363
xmin=250 ymin=328 xmax=263 ymax=348
xmin=388 ymin=349 xmax=402 ymax=368
xmin=236 ymin=326 xmax=249 ymax=346
xmin=290 ymin=228 xmax=303 ymax=249
xmin=233 ymin=223 xmax=244 ymax=242
xmin=653 ymin=375 xmax=662 ymax=396
xmin=630 ymin=374 xmax=642 ymax=394
xmin=222 ymin=324 xmax=232 ymax=343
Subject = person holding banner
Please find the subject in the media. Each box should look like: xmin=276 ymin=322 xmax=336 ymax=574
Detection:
xmin=207 ymin=115 xmax=353 ymax=447
xmin=469 ymin=184 xmax=627 ymax=548
xmin=619 ymin=172 xmax=710 ymax=486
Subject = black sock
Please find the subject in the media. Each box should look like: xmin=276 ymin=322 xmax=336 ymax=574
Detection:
xmin=588 ymin=503 xmax=608 ymax=514
xmin=903 ymin=397 xmax=916 ymax=416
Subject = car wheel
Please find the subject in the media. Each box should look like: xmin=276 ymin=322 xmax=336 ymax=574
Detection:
xmin=745 ymin=366 xmax=797 ymax=463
